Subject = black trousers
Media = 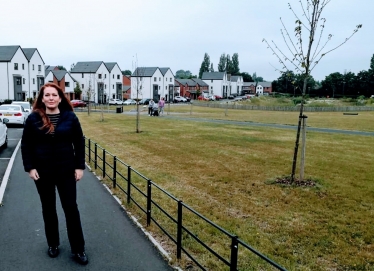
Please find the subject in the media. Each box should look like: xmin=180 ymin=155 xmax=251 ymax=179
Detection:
xmin=34 ymin=172 xmax=85 ymax=253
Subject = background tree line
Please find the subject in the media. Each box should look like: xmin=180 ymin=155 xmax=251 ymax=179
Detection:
xmin=272 ymin=54 xmax=374 ymax=98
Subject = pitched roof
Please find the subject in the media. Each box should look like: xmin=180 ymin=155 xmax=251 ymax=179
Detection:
xmin=243 ymin=82 xmax=272 ymax=87
xmin=191 ymin=78 xmax=209 ymax=87
xmin=132 ymin=67 xmax=158 ymax=77
xmin=159 ymin=68 xmax=170 ymax=76
xmin=201 ymin=72 xmax=226 ymax=80
xmin=71 ymin=61 xmax=104 ymax=73
xmin=105 ymin=62 xmax=117 ymax=72
xmin=231 ymin=75 xmax=242 ymax=82
xmin=0 ymin=45 xmax=21 ymax=62
xmin=123 ymin=86 xmax=131 ymax=91
xmin=175 ymin=79 xmax=197 ymax=87
xmin=22 ymin=48 xmax=37 ymax=61
xmin=52 ymin=70 xmax=68 ymax=81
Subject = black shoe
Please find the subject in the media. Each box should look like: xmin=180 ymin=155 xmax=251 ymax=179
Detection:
xmin=74 ymin=252 xmax=88 ymax=265
xmin=48 ymin=246 xmax=59 ymax=258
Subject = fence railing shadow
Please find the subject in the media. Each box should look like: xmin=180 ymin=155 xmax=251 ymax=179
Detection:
xmin=85 ymin=137 xmax=288 ymax=271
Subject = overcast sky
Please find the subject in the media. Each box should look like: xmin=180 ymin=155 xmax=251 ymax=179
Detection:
xmin=1 ymin=0 xmax=372 ymax=81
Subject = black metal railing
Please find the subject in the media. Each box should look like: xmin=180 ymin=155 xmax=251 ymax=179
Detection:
xmin=85 ymin=137 xmax=288 ymax=271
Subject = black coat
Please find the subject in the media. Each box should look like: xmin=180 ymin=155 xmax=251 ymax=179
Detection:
xmin=21 ymin=110 xmax=85 ymax=175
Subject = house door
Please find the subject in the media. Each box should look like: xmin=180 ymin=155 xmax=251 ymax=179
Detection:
xmin=13 ymin=76 xmax=23 ymax=101
xmin=153 ymin=85 xmax=158 ymax=100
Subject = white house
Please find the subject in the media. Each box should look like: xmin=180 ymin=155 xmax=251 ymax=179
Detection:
xmin=230 ymin=75 xmax=244 ymax=96
xmin=70 ymin=61 xmax=110 ymax=103
xmin=23 ymin=48 xmax=45 ymax=99
xmin=159 ymin=68 xmax=175 ymax=101
xmin=45 ymin=69 xmax=77 ymax=100
xmin=0 ymin=45 xmax=44 ymax=101
xmin=105 ymin=62 xmax=123 ymax=100
xmin=201 ymin=72 xmax=228 ymax=98
xmin=131 ymin=67 xmax=165 ymax=101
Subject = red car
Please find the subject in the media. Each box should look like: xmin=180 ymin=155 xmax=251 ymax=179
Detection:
xmin=214 ymin=95 xmax=222 ymax=100
xmin=198 ymin=95 xmax=209 ymax=101
xmin=70 ymin=100 xmax=87 ymax=107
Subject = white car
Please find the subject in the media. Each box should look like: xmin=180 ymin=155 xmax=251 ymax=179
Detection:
xmin=0 ymin=104 xmax=28 ymax=126
xmin=109 ymin=99 xmax=124 ymax=105
xmin=11 ymin=101 xmax=32 ymax=113
xmin=123 ymin=99 xmax=137 ymax=105
xmin=173 ymin=96 xmax=187 ymax=103
xmin=0 ymin=117 xmax=9 ymax=149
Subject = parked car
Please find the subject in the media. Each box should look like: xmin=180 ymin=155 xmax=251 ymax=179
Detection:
xmin=109 ymin=98 xmax=124 ymax=105
xmin=208 ymin=95 xmax=216 ymax=101
xmin=138 ymin=98 xmax=152 ymax=105
xmin=173 ymin=96 xmax=187 ymax=103
xmin=228 ymin=95 xmax=234 ymax=100
xmin=0 ymin=117 xmax=8 ymax=149
xmin=214 ymin=95 xmax=222 ymax=100
xmin=184 ymin=96 xmax=191 ymax=102
xmin=198 ymin=95 xmax=209 ymax=101
xmin=11 ymin=101 xmax=32 ymax=113
xmin=70 ymin=100 xmax=87 ymax=107
xmin=0 ymin=104 xmax=28 ymax=126
xmin=123 ymin=99 xmax=137 ymax=105
xmin=234 ymin=96 xmax=243 ymax=101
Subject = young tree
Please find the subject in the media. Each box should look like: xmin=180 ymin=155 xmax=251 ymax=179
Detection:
xmin=57 ymin=65 xmax=67 ymax=71
xmin=198 ymin=53 xmax=210 ymax=78
xmin=231 ymin=53 xmax=240 ymax=75
xmin=263 ymin=0 xmax=362 ymax=181
xmin=217 ymin=54 xmax=226 ymax=72
xmin=122 ymin=70 xmax=132 ymax=75
xmin=74 ymin=82 xmax=82 ymax=99
xmin=84 ymin=76 xmax=96 ymax=116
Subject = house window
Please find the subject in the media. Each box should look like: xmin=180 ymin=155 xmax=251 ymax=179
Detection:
xmin=23 ymin=78 xmax=26 ymax=84
xmin=98 ymin=74 xmax=102 ymax=79
xmin=38 ymin=65 xmax=41 ymax=71
xmin=32 ymin=64 xmax=35 ymax=70
xmin=105 ymin=84 xmax=107 ymax=89
xmin=82 ymin=73 xmax=84 ymax=78
xmin=105 ymin=74 xmax=107 ymax=78
xmin=65 ymin=82 xmax=70 ymax=87
xmin=82 ymin=84 xmax=84 ymax=89
xmin=117 ymin=75 xmax=120 ymax=79
xmin=33 ymin=78 xmax=35 ymax=84
xmin=22 ymin=64 xmax=25 ymax=70
xmin=211 ymin=86 xmax=213 ymax=89
xmin=211 ymin=80 xmax=213 ymax=83
xmin=113 ymin=74 xmax=114 ymax=79
xmin=112 ymin=84 xmax=114 ymax=89
xmin=14 ymin=63 xmax=18 ymax=70
xmin=16 ymin=78 xmax=21 ymax=85
xmin=159 ymin=86 xmax=160 ymax=90
xmin=170 ymin=78 xmax=172 ymax=82
xmin=159 ymin=77 xmax=161 ymax=81
xmin=154 ymin=77 xmax=156 ymax=82
xmin=165 ymin=86 xmax=167 ymax=90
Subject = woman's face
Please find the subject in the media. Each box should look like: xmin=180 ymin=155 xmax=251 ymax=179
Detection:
xmin=42 ymin=86 xmax=61 ymax=110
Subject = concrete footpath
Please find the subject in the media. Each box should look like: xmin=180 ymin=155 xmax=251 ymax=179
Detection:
xmin=0 ymin=143 xmax=174 ymax=271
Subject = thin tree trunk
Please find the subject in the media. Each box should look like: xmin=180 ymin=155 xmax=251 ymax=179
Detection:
xmin=299 ymin=116 xmax=307 ymax=181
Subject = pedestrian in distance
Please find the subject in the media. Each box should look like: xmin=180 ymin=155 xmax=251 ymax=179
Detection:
xmin=148 ymin=99 xmax=155 ymax=115
xmin=158 ymin=97 xmax=165 ymax=115
xmin=21 ymin=83 xmax=89 ymax=265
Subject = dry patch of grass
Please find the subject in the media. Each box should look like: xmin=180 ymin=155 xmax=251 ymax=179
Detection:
xmin=78 ymin=110 xmax=374 ymax=270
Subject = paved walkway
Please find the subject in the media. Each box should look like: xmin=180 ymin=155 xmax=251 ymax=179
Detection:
xmin=0 ymin=143 xmax=174 ymax=271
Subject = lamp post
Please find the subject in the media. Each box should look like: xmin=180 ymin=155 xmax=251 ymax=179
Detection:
xmin=343 ymin=80 xmax=345 ymax=97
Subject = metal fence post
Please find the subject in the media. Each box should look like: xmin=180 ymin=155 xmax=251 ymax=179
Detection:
xmin=103 ymin=149 xmax=106 ymax=178
xmin=88 ymin=139 xmax=91 ymax=162
xmin=230 ymin=235 xmax=239 ymax=271
xmin=177 ymin=200 xmax=183 ymax=259
xmin=127 ymin=166 xmax=131 ymax=204
xmin=147 ymin=180 xmax=152 ymax=226
xmin=94 ymin=143 xmax=97 ymax=169
xmin=113 ymin=156 xmax=117 ymax=188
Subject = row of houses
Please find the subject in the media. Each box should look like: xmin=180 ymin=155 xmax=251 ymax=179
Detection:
xmin=0 ymin=45 xmax=272 ymax=103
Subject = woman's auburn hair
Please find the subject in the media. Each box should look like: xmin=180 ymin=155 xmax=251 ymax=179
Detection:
xmin=33 ymin=83 xmax=74 ymax=134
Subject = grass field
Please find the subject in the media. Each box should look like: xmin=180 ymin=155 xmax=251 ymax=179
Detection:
xmin=77 ymin=104 xmax=374 ymax=271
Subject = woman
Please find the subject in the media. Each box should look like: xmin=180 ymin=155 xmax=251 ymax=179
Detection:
xmin=158 ymin=97 xmax=165 ymax=115
xmin=21 ymin=83 xmax=88 ymax=265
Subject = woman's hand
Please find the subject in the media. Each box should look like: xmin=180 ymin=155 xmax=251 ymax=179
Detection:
xmin=75 ymin=169 xmax=84 ymax=181
xmin=29 ymin=169 xmax=39 ymax=180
